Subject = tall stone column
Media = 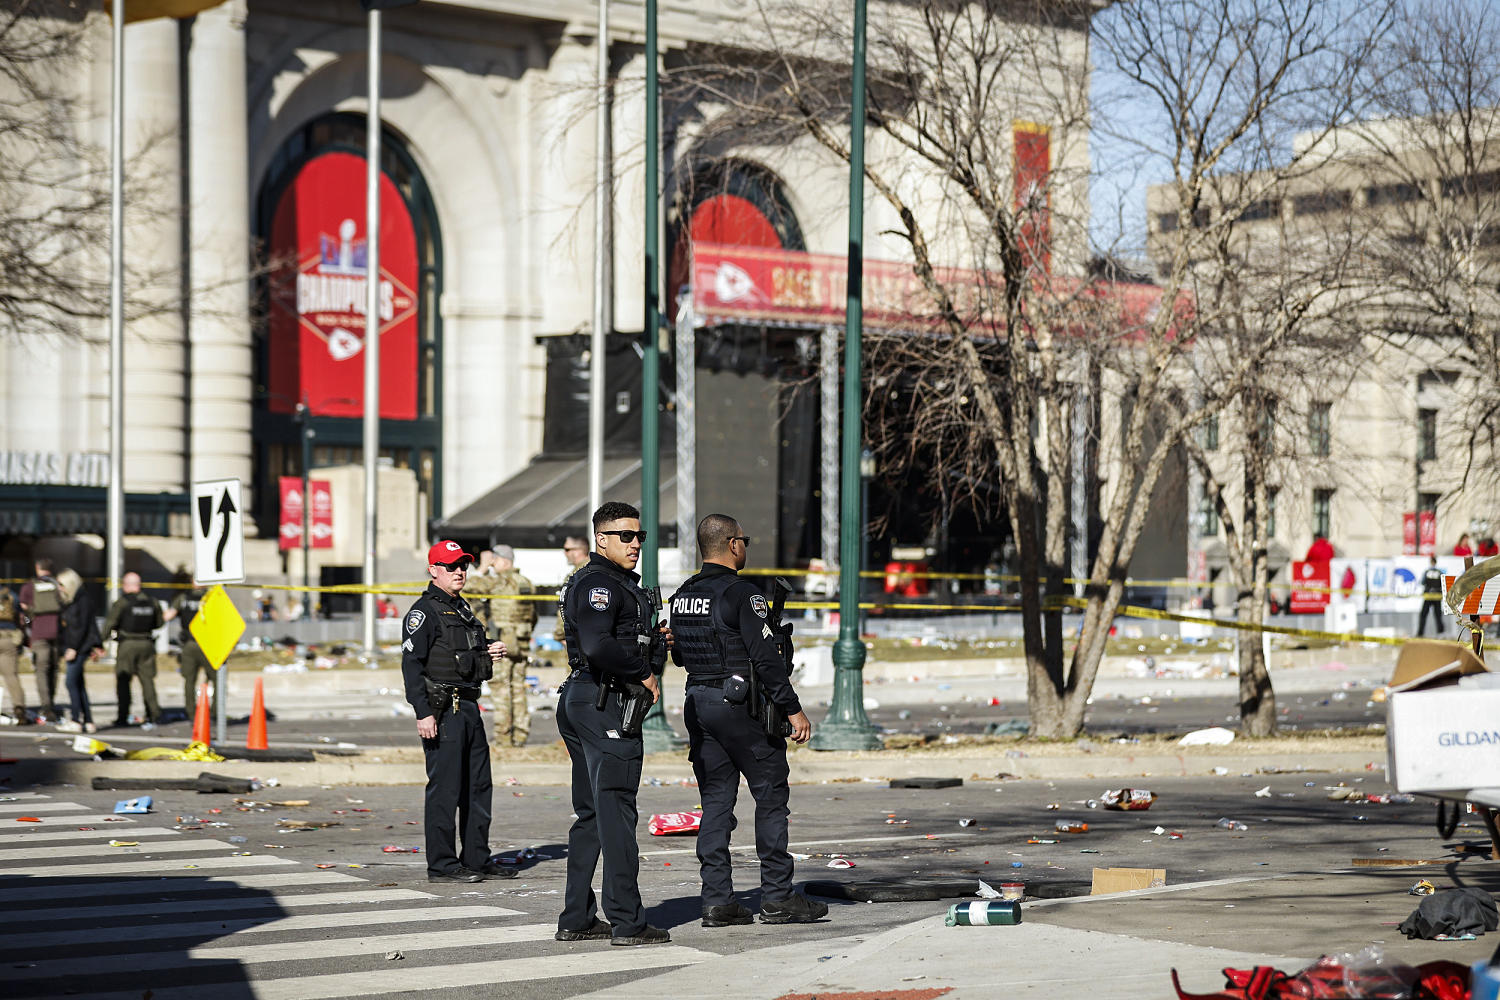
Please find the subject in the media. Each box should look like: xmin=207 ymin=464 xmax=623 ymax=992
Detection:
xmin=123 ymin=16 xmax=186 ymax=493
xmin=186 ymin=1 xmax=252 ymax=494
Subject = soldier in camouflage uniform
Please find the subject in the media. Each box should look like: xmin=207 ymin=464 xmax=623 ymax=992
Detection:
xmin=488 ymin=545 xmax=537 ymax=746
xmin=465 ymin=550 xmax=499 ymax=634
xmin=0 ymin=585 xmax=26 ymax=721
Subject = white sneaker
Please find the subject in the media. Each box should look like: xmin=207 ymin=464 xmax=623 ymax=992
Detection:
xmin=83 ymin=722 xmax=97 ymax=734
xmin=55 ymin=720 xmax=82 ymax=733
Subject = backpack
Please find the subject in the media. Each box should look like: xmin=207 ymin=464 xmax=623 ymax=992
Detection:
xmin=0 ymin=588 xmax=14 ymax=624
xmin=29 ymin=578 xmax=61 ymax=616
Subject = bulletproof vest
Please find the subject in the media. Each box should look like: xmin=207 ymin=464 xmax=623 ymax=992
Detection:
xmin=29 ymin=578 xmax=61 ymax=616
xmin=423 ymin=597 xmax=493 ymax=686
xmin=562 ymin=562 xmax=651 ymax=672
xmin=0 ymin=587 xmax=15 ymax=624
xmin=177 ymin=591 xmax=204 ymax=642
xmin=119 ymin=593 xmax=159 ymax=638
xmin=669 ymin=571 xmax=753 ymax=679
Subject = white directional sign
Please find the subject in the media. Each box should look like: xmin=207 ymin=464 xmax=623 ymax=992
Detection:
xmin=192 ymin=478 xmax=245 ymax=585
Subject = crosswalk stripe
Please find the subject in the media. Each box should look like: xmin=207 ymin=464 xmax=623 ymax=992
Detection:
xmin=0 ymin=801 xmax=86 ymax=814
xmin=0 ymin=853 xmax=293 ymax=879
xmin=0 ymin=870 xmax=361 ymax=904
xmin=1 ymin=815 xmax=144 ymax=828
xmin=0 ymin=826 xmax=179 ymax=845
xmin=0 ymin=888 xmax=436 ymax=924
xmin=4 ymin=904 xmax=522 ymax=949
xmin=70 ymin=946 xmax=719 ymax=1000
xmin=0 ymin=792 xmax=52 ymax=800
xmin=0 ymin=838 xmax=235 ymax=862
xmin=7 ymin=922 xmax=564 ymax=979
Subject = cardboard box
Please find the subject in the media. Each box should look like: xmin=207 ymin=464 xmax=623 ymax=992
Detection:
xmin=1385 ymin=640 xmax=1496 ymax=794
xmin=1090 ymin=867 xmax=1166 ymax=895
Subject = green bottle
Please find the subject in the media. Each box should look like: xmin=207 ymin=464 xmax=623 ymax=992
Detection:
xmin=945 ymin=900 xmax=1022 ymax=926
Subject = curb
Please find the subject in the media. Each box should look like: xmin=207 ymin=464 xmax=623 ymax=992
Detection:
xmin=3 ymin=750 xmax=1384 ymax=788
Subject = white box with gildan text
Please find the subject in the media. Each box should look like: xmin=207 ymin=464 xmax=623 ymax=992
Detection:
xmin=1387 ymin=686 xmax=1500 ymax=794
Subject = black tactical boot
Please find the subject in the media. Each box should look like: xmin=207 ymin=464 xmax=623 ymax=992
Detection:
xmin=702 ymin=901 xmax=754 ymax=927
xmin=610 ymin=925 xmax=671 ymax=946
xmin=554 ymin=918 xmax=612 ymax=941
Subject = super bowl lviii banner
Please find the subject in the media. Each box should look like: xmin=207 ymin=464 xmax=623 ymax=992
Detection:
xmin=267 ymin=151 xmax=418 ymax=420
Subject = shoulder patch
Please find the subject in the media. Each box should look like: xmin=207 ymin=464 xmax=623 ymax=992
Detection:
xmin=589 ymin=587 xmax=611 ymax=612
xmin=405 ymin=610 xmax=426 ymax=633
xmin=750 ymin=594 xmax=769 ymax=619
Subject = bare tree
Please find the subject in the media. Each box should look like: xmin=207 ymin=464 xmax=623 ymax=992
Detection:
xmin=668 ymin=0 xmax=1388 ymax=738
xmin=0 ymin=1 xmax=174 ymax=341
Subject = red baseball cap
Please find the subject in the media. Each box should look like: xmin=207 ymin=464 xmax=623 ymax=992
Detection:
xmin=427 ymin=540 xmax=474 ymax=567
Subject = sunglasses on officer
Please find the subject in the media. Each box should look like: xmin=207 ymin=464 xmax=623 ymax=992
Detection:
xmin=729 ymin=535 xmax=751 ymax=547
xmin=600 ymin=529 xmax=649 ymax=543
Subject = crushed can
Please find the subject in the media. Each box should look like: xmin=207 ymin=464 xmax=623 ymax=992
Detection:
xmin=945 ymin=900 xmax=1022 ymax=926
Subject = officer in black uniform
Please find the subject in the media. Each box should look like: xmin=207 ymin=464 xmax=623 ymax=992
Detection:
xmin=554 ymin=501 xmax=672 ymax=946
xmin=402 ymin=539 xmax=517 ymax=884
xmin=1418 ymin=555 xmax=1446 ymax=637
xmin=668 ymin=513 xmax=826 ymax=927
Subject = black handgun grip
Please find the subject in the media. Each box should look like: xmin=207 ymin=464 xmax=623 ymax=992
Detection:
xmin=594 ymin=675 xmax=609 ymax=711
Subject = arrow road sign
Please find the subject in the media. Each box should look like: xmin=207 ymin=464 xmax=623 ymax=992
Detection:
xmin=192 ymin=478 xmax=245 ymax=585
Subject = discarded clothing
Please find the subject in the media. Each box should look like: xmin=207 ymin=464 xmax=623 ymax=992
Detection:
xmin=1399 ymin=887 xmax=1499 ymax=940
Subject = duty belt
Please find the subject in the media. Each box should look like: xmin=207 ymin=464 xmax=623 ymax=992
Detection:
xmin=686 ymin=676 xmax=730 ymax=688
xmin=424 ymin=679 xmax=480 ymax=715
xmin=119 ymin=633 xmax=154 ymax=640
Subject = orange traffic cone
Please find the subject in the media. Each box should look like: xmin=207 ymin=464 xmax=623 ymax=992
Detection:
xmin=191 ymin=684 xmax=211 ymax=745
xmin=247 ymin=676 xmax=268 ymax=751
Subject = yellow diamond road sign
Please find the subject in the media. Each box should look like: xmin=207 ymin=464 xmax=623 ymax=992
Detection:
xmin=189 ymin=585 xmax=246 ymax=671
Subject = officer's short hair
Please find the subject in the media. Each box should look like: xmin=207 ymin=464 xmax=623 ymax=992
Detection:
xmin=697 ymin=513 xmax=739 ymax=558
xmin=592 ymin=502 xmax=640 ymax=531
xmin=34 ymin=557 xmax=53 ymax=575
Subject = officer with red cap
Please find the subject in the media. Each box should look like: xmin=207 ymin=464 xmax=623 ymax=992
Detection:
xmin=402 ymin=540 xmax=516 ymax=883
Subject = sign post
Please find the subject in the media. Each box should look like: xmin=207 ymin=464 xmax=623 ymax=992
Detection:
xmin=192 ymin=477 xmax=245 ymax=745
xmin=188 ymin=586 xmax=247 ymax=746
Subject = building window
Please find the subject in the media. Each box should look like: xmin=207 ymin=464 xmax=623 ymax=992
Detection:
xmin=1309 ymin=402 xmax=1331 ymax=457
xmin=1312 ymin=488 xmax=1334 ymax=540
xmin=1419 ymin=492 xmax=1440 ymax=515
xmin=1199 ymin=485 xmax=1219 ymax=537
xmin=1237 ymin=198 xmax=1281 ymax=222
xmin=1201 ymin=414 xmax=1219 ymax=452
xmin=1367 ymin=180 xmax=1423 ymax=206
xmin=1294 ymin=190 xmax=1352 ymax=215
xmin=1267 ymin=488 xmax=1279 ymax=538
xmin=1156 ymin=212 xmax=1178 ymax=233
xmin=1418 ymin=408 xmax=1438 ymax=461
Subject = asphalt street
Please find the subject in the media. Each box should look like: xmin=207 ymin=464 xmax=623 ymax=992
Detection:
xmin=1 ymin=768 xmax=1485 ymax=999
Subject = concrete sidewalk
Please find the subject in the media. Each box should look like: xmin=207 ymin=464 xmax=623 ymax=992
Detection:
xmin=575 ymin=866 xmax=1500 ymax=1000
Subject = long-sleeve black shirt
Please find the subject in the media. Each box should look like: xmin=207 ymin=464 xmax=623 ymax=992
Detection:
xmin=563 ymin=553 xmax=653 ymax=682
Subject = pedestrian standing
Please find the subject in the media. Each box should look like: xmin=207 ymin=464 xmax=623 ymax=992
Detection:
xmin=402 ymin=540 xmax=517 ymax=884
xmin=1418 ymin=556 xmax=1445 ymax=637
xmin=554 ymin=502 xmax=671 ymax=946
xmin=668 ymin=513 xmax=825 ymax=927
xmin=553 ymin=534 xmax=591 ymax=647
xmin=165 ymin=585 xmax=215 ymax=720
xmin=0 ymin=583 xmax=27 ymax=723
xmin=56 ymin=569 xmax=100 ymax=734
xmin=18 ymin=558 xmax=63 ymax=722
xmin=488 ymin=544 xmax=537 ymax=746
xmin=103 ymin=572 xmax=164 ymax=727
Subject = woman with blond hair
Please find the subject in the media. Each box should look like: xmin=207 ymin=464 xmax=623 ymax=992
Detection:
xmin=56 ymin=569 xmax=101 ymax=733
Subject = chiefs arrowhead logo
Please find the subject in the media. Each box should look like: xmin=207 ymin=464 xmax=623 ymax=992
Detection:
xmin=327 ymin=327 xmax=362 ymax=361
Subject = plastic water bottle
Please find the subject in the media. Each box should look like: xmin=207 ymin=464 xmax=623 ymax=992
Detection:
xmin=946 ymin=900 xmax=1022 ymax=926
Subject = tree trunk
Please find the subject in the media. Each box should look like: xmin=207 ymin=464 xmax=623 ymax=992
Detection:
xmin=1237 ymin=588 xmax=1277 ymax=735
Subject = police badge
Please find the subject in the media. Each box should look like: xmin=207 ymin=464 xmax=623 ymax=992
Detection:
xmin=589 ymin=587 xmax=611 ymax=611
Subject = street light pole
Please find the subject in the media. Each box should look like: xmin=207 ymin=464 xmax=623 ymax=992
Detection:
xmin=361 ymin=7 xmax=383 ymax=655
xmin=106 ymin=0 xmax=125 ymax=605
xmin=297 ymin=403 xmax=313 ymax=621
xmin=811 ymin=0 xmax=881 ymax=751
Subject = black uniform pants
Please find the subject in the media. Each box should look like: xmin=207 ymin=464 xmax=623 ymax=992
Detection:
xmin=556 ymin=672 xmax=646 ymax=938
xmin=421 ymin=699 xmax=492 ymax=876
xmin=1418 ymin=598 xmax=1444 ymax=636
xmin=685 ymin=685 xmax=793 ymax=907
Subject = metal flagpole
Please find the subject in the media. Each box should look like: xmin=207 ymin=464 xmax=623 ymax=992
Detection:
xmin=589 ymin=0 xmax=609 ymax=517
xmin=811 ymin=0 xmax=881 ymax=750
xmin=107 ymin=0 xmax=126 ymax=606
xmin=361 ymin=7 xmax=383 ymax=654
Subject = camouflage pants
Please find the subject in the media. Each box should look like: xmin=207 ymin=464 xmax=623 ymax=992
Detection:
xmin=490 ymin=654 xmax=530 ymax=746
xmin=0 ymin=629 xmax=25 ymax=716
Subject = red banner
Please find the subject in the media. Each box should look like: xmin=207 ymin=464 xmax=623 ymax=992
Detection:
xmin=1013 ymin=121 xmax=1051 ymax=275
xmin=279 ymin=476 xmax=333 ymax=552
xmin=1289 ymin=560 xmax=1331 ymax=614
xmin=1419 ymin=510 xmax=1437 ymax=556
xmin=690 ymin=242 xmax=1171 ymax=333
xmin=267 ymin=151 xmax=419 ymax=419
xmin=1402 ymin=512 xmax=1417 ymax=555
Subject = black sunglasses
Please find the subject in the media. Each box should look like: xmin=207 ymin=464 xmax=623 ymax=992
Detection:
xmin=600 ymin=529 xmax=649 ymax=543
xmin=729 ymin=535 xmax=752 ymax=547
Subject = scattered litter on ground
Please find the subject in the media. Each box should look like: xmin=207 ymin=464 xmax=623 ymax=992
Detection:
xmin=1216 ymin=818 xmax=1250 ymax=831
xmin=1180 ymin=727 xmax=1235 ymax=746
xmin=1100 ymin=789 xmax=1156 ymax=811
xmin=946 ymin=900 xmax=1021 ymax=925
xmin=1091 ymin=867 xmax=1165 ymax=894
xmin=113 ymin=797 xmax=151 ymax=814
xmin=647 ymin=811 xmax=701 ymax=836
xmin=385 ymin=951 xmax=404 ymax=961
xmin=15 ymin=816 xmax=40 ymax=823
xmin=1409 ymin=880 xmax=1437 ymax=896
xmin=976 ymin=879 xmax=1001 ymax=899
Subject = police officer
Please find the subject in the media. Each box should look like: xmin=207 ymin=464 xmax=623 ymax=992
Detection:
xmin=103 ymin=572 xmax=164 ymax=727
xmin=164 ymin=584 xmax=215 ymax=720
xmin=555 ymin=502 xmax=671 ymax=946
xmin=668 ymin=513 xmax=826 ymax=927
xmin=1418 ymin=555 xmax=1445 ymax=637
xmin=402 ymin=539 xmax=517 ymax=884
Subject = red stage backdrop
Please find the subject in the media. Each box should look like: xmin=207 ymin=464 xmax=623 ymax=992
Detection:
xmin=267 ymin=151 xmax=418 ymax=419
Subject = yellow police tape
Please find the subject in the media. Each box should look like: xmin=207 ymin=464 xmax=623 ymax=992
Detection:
xmin=1041 ymin=595 xmax=1430 ymax=648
